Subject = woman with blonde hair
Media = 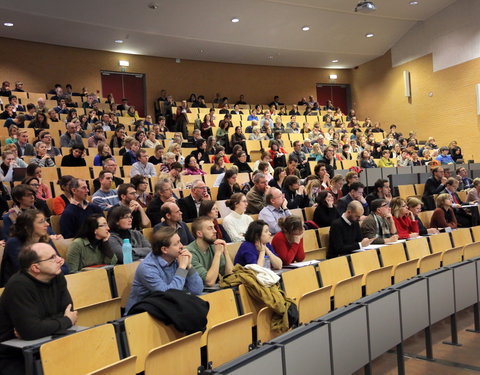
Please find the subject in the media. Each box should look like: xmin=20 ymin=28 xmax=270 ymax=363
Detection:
xmin=390 ymin=197 xmax=419 ymax=239
xmin=93 ymin=142 xmax=113 ymax=166
xmin=30 ymin=142 xmax=55 ymax=167
xmin=145 ymin=130 xmax=162 ymax=148
xmin=168 ymin=142 xmax=185 ymax=165
xmin=327 ymin=174 xmax=344 ymax=203
xmin=406 ymin=197 xmax=439 ymax=235
xmin=305 ymin=179 xmax=322 ymax=206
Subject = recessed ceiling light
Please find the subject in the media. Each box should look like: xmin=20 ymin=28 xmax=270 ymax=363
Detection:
xmin=3 ymin=22 xmax=14 ymax=27
xmin=332 ymin=59 xmax=339 ymax=63
xmin=231 ymin=17 xmax=240 ymax=23
xmin=302 ymin=26 xmax=310 ymax=31
xmin=115 ymin=40 xmax=124 ymax=44
xmin=267 ymin=55 xmax=274 ymax=59
xmin=409 ymin=1 xmax=419 ymax=5
xmin=365 ymin=33 xmax=374 ymax=38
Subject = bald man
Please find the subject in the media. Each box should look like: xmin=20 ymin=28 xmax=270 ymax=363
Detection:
xmin=153 ymin=202 xmax=195 ymax=246
xmin=328 ymin=201 xmax=374 ymax=258
xmin=0 ymin=243 xmax=77 ymax=374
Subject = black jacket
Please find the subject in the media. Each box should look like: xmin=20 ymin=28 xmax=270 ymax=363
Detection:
xmin=128 ymin=289 xmax=209 ymax=334
xmin=177 ymin=195 xmax=198 ymax=223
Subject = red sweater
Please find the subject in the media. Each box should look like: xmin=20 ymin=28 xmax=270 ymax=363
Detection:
xmin=393 ymin=215 xmax=419 ymax=239
xmin=271 ymin=231 xmax=305 ymax=266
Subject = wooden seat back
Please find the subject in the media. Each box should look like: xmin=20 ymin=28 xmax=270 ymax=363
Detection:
xmin=317 ymin=256 xmax=352 ymax=287
xmin=349 ymin=250 xmax=381 ymax=275
xmin=393 ymin=259 xmax=419 ymax=283
xmin=144 ymin=333 xmax=202 ymax=375
xmin=333 ymin=275 xmax=363 ymax=309
xmin=442 ymin=246 xmax=463 ymax=266
xmin=451 ymin=228 xmax=473 ymax=247
xmin=428 ymin=232 xmax=453 ymax=253
xmin=40 ymin=324 xmax=119 ymax=375
xmin=463 ymin=242 xmax=480 ymax=260
xmin=298 ymin=286 xmax=331 ymax=324
xmin=206 ymin=314 xmax=253 ymax=368
xmin=124 ymin=312 xmax=183 ymax=374
xmin=114 ymin=261 xmax=140 ymax=309
xmin=378 ymin=243 xmax=407 ymax=267
xmin=418 ymin=253 xmax=442 ymax=274
xmin=87 ymin=356 xmax=137 ymax=375
xmin=405 ymin=237 xmax=430 ymax=260
xmin=282 ymin=266 xmax=319 ymax=302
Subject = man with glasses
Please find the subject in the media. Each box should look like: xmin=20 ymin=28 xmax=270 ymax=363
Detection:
xmin=422 ymin=166 xmax=447 ymax=210
xmin=328 ymin=201 xmax=374 ymax=258
xmin=0 ymin=243 xmax=77 ymax=375
xmin=361 ymin=199 xmax=399 ymax=244
xmin=60 ymin=178 xmax=103 ymax=238
xmin=259 ymin=187 xmax=291 ymax=235
xmin=93 ymin=158 xmax=124 ymax=193
xmin=177 ymin=180 xmax=211 ymax=223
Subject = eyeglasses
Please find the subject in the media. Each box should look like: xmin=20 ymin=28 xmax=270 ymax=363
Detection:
xmin=121 ymin=215 xmax=133 ymax=220
xmin=98 ymin=223 xmax=109 ymax=228
xmin=36 ymin=254 xmax=61 ymax=263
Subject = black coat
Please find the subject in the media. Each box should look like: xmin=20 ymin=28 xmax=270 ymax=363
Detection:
xmin=128 ymin=289 xmax=209 ymax=334
xmin=177 ymin=195 xmax=198 ymax=223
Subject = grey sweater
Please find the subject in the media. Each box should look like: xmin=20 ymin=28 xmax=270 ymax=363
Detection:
xmin=108 ymin=230 xmax=152 ymax=263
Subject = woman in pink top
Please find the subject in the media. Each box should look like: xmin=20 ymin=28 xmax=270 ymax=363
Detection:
xmin=183 ymin=155 xmax=206 ymax=175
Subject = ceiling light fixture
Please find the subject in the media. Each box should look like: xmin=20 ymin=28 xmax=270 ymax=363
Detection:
xmin=3 ymin=22 xmax=14 ymax=27
xmin=329 ymin=74 xmax=338 ymax=80
xmin=267 ymin=56 xmax=274 ymax=59
xmin=119 ymin=60 xmax=129 ymax=67
xmin=231 ymin=17 xmax=240 ymax=23
xmin=302 ymin=26 xmax=310 ymax=31
xmin=332 ymin=59 xmax=339 ymax=63
xmin=365 ymin=33 xmax=374 ymax=38
xmin=409 ymin=1 xmax=419 ymax=5
xmin=115 ymin=40 xmax=124 ymax=44
xmin=354 ymin=1 xmax=376 ymax=13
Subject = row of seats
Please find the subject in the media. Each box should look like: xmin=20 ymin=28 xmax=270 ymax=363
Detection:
xmin=31 ymin=226 xmax=480 ymax=374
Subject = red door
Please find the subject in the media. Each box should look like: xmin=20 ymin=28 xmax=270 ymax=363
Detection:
xmin=316 ymin=85 xmax=349 ymax=113
xmin=101 ymin=72 xmax=146 ymax=116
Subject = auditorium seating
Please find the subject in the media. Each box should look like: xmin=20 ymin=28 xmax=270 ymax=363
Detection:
xmin=65 ymin=268 xmax=122 ymax=326
xmin=86 ymin=356 xmax=137 ymax=375
xmin=40 ymin=324 xmax=121 ymax=375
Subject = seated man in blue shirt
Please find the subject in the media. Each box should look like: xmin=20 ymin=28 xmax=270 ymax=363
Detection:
xmin=125 ymin=226 xmax=203 ymax=313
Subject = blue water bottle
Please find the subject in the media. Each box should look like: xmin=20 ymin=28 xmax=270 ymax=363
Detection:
xmin=122 ymin=238 xmax=133 ymax=264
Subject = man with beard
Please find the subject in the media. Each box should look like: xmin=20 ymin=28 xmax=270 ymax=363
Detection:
xmin=186 ymin=216 xmax=233 ymax=287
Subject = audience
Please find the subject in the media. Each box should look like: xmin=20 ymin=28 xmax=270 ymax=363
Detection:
xmin=198 ymin=200 xmax=232 ymax=242
xmin=0 ymin=243 xmax=77 ymax=374
xmin=258 ymin=187 xmax=291 ymax=234
xmin=217 ymin=168 xmax=242 ymax=200
xmin=361 ymin=199 xmax=399 ymax=244
xmin=107 ymin=205 xmax=152 ymax=263
xmin=67 ymin=213 xmax=117 ymax=272
xmin=222 ymin=193 xmax=253 ymax=242
xmin=430 ymin=193 xmax=458 ymax=230
xmin=406 ymin=197 xmax=439 ymax=235
xmin=177 ymin=180 xmax=211 ymax=223
xmin=271 ymin=216 xmax=305 ymax=266
xmin=125 ymin=226 xmax=203 ymax=313
xmin=91 ymin=171 xmax=119 ymax=211
xmin=60 ymin=178 xmax=103 ymax=238
xmin=313 ymin=190 xmax=339 ymax=228
xmin=234 ymin=220 xmax=282 ymax=269
xmin=328 ymin=201 xmax=373 ymax=258
xmin=187 ymin=216 xmax=233 ymax=286
xmin=390 ymin=197 xmax=419 ymax=239
xmin=1 ymin=209 xmax=67 ymax=286
xmin=154 ymin=202 xmax=194 ymax=246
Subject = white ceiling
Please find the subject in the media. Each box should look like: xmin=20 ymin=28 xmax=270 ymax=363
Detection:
xmin=0 ymin=0 xmax=456 ymax=68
